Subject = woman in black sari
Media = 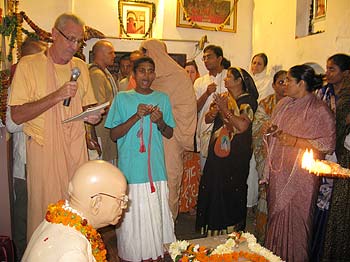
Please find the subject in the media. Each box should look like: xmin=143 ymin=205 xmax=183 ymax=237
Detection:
xmin=196 ymin=67 xmax=258 ymax=235
xmin=320 ymin=53 xmax=350 ymax=262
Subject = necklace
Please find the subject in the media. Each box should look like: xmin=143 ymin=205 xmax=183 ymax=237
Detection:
xmin=45 ymin=200 xmax=107 ymax=262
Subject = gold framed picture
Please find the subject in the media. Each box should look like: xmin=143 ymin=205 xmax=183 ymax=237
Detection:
xmin=176 ymin=0 xmax=238 ymax=32
xmin=118 ymin=0 xmax=156 ymax=38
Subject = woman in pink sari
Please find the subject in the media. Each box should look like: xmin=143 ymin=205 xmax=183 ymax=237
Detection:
xmin=264 ymin=65 xmax=335 ymax=261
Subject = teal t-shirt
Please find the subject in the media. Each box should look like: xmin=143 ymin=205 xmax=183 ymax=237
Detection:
xmin=105 ymin=89 xmax=175 ymax=184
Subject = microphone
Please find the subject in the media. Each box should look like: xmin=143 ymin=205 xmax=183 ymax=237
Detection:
xmin=63 ymin=67 xmax=81 ymax=107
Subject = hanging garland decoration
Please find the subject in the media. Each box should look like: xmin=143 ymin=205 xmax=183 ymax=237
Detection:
xmin=16 ymin=12 xmax=23 ymax=60
xmin=20 ymin=11 xmax=52 ymax=43
xmin=0 ymin=12 xmax=50 ymax=62
xmin=1 ymin=11 xmax=105 ymax=62
xmin=179 ymin=0 xmax=236 ymax=31
xmin=118 ymin=0 xmax=156 ymax=38
xmin=0 ymin=14 xmax=17 ymax=62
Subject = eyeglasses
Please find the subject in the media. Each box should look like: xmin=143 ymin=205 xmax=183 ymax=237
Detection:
xmin=90 ymin=192 xmax=128 ymax=208
xmin=56 ymin=27 xmax=84 ymax=46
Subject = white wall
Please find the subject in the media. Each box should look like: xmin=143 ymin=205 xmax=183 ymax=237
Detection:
xmin=16 ymin=0 xmax=350 ymax=75
xmin=252 ymin=0 xmax=350 ymax=73
xmin=20 ymin=1 xmax=71 ymax=31
xmin=19 ymin=0 xmax=254 ymax=76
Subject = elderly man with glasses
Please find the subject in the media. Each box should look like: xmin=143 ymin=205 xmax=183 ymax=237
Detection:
xmin=22 ymin=160 xmax=128 ymax=262
xmin=8 ymin=13 xmax=101 ymax=240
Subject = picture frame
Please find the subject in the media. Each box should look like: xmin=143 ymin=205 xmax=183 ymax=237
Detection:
xmin=176 ymin=0 xmax=238 ymax=32
xmin=118 ymin=0 xmax=156 ymax=38
xmin=313 ymin=0 xmax=326 ymax=19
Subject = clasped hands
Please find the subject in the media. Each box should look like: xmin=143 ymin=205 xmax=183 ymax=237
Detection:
xmin=209 ymin=93 xmax=229 ymax=118
xmin=137 ymin=104 xmax=163 ymax=124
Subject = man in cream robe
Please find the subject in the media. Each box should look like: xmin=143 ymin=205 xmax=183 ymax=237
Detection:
xmin=89 ymin=40 xmax=118 ymax=163
xmin=8 ymin=13 xmax=99 ymax=239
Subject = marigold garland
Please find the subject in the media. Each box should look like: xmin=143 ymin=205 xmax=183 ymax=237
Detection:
xmin=171 ymin=243 xmax=268 ymax=262
xmin=15 ymin=12 xmax=23 ymax=59
xmin=45 ymin=200 xmax=107 ymax=262
xmin=169 ymin=232 xmax=282 ymax=262
xmin=179 ymin=0 xmax=236 ymax=32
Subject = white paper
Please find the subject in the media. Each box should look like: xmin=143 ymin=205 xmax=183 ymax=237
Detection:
xmin=62 ymin=101 xmax=109 ymax=124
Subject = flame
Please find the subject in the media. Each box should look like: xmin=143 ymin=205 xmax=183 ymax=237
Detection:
xmin=302 ymin=149 xmax=332 ymax=175
xmin=301 ymin=149 xmax=315 ymax=171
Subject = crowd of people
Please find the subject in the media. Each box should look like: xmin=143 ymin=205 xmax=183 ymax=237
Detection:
xmin=5 ymin=11 xmax=350 ymax=262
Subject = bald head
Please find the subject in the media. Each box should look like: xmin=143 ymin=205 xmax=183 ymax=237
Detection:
xmin=92 ymin=40 xmax=116 ymax=68
xmin=68 ymin=160 xmax=127 ymax=228
xmin=69 ymin=160 xmax=126 ymax=201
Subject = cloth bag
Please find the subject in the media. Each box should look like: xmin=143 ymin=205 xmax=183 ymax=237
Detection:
xmin=214 ymin=125 xmax=231 ymax=158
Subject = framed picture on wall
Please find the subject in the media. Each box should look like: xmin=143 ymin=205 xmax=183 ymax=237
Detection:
xmin=313 ymin=0 xmax=326 ymax=19
xmin=176 ymin=0 xmax=238 ymax=32
xmin=118 ymin=0 xmax=156 ymax=38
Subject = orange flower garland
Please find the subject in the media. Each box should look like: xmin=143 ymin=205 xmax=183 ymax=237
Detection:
xmin=170 ymin=233 xmax=282 ymax=261
xmin=45 ymin=200 xmax=107 ymax=262
xmin=170 ymin=238 xmax=269 ymax=262
xmin=176 ymin=244 xmax=268 ymax=262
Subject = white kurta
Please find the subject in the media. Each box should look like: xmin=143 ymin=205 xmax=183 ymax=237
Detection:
xmin=194 ymin=70 xmax=227 ymax=170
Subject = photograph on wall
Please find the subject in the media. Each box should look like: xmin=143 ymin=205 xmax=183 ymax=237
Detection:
xmin=118 ymin=0 xmax=155 ymax=38
xmin=314 ymin=0 xmax=327 ymax=19
xmin=176 ymin=0 xmax=237 ymax=32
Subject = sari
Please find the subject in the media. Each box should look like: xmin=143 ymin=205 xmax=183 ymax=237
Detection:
xmin=322 ymin=83 xmax=350 ymax=261
xmin=265 ymin=93 xmax=335 ymax=262
xmin=196 ymin=91 xmax=257 ymax=234
xmin=252 ymin=93 xmax=278 ymax=243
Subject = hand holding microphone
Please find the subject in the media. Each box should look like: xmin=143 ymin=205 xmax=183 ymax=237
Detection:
xmin=63 ymin=67 xmax=81 ymax=107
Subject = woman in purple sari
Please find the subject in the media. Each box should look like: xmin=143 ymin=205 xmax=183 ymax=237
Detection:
xmin=264 ymin=65 xmax=336 ymax=261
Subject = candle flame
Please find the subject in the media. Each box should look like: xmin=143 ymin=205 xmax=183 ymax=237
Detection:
xmin=301 ymin=149 xmax=315 ymax=171
xmin=302 ymin=149 xmax=332 ymax=175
